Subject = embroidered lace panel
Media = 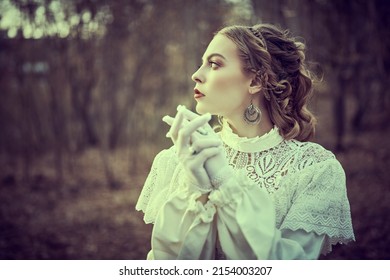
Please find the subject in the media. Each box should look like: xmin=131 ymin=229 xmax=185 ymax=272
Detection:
xmin=136 ymin=127 xmax=355 ymax=256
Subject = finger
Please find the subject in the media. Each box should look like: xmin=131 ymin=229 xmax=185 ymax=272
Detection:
xmin=162 ymin=116 xmax=175 ymax=137
xmin=168 ymin=110 xmax=184 ymax=142
xmin=191 ymin=138 xmax=222 ymax=153
xmin=165 ymin=105 xmax=196 ymax=136
xmin=162 ymin=115 xmax=175 ymax=126
xmin=179 ymin=106 xmax=214 ymax=134
xmin=179 ymin=105 xmax=200 ymax=121
xmin=188 ymin=147 xmax=221 ymax=168
xmin=163 ymin=115 xmax=198 ymax=131
xmin=180 ymin=113 xmax=212 ymax=137
xmin=165 ymin=105 xmax=212 ymax=139
xmin=177 ymin=114 xmax=211 ymax=149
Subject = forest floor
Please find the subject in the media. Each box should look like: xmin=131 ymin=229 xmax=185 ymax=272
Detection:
xmin=0 ymin=125 xmax=389 ymax=260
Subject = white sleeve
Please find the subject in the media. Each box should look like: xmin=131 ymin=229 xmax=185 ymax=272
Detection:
xmin=269 ymin=229 xmax=325 ymax=259
xmin=208 ymin=172 xmax=276 ymax=259
xmin=149 ymin=171 xmax=325 ymax=260
xmin=136 ymin=146 xmax=218 ymax=259
xmin=278 ymin=158 xmax=355 ymax=255
xmin=140 ymin=157 xmax=354 ymax=259
xmin=135 ymin=147 xmax=179 ymax=224
xmin=150 ymin=190 xmax=217 ymax=259
xmin=209 ymin=172 xmax=326 ymax=259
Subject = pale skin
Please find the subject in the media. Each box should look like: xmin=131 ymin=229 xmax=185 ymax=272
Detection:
xmin=191 ymin=33 xmax=273 ymax=138
xmin=163 ymin=33 xmax=275 ymax=202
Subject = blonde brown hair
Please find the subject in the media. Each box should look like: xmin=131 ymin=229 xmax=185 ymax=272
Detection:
xmin=218 ymin=24 xmax=317 ymax=141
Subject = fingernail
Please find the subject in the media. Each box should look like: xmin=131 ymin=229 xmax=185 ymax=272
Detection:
xmin=162 ymin=116 xmax=169 ymax=122
xmin=166 ymin=132 xmax=171 ymax=138
xmin=176 ymin=105 xmax=183 ymax=111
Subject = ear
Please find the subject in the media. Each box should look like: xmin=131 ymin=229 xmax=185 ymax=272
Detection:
xmin=248 ymin=76 xmax=262 ymax=95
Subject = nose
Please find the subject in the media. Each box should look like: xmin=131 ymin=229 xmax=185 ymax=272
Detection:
xmin=191 ymin=67 xmax=204 ymax=83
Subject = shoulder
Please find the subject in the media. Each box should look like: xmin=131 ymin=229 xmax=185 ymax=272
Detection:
xmin=145 ymin=145 xmax=178 ymax=185
xmin=155 ymin=145 xmax=176 ymax=158
xmin=136 ymin=145 xmax=178 ymax=223
xmin=285 ymin=140 xmax=337 ymax=171
xmin=152 ymin=145 xmax=177 ymax=166
xmin=281 ymin=140 xmax=346 ymax=192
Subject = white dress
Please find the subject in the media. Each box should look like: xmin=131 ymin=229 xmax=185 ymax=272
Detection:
xmin=136 ymin=123 xmax=355 ymax=259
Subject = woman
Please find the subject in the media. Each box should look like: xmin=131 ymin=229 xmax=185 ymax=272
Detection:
xmin=136 ymin=24 xmax=355 ymax=259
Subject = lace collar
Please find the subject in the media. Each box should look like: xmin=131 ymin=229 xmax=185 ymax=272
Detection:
xmin=219 ymin=120 xmax=284 ymax=153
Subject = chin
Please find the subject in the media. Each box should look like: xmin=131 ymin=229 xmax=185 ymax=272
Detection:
xmin=195 ymin=103 xmax=213 ymax=115
xmin=195 ymin=103 xmax=206 ymax=115
xmin=196 ymin=103 xmax=221 ymax=117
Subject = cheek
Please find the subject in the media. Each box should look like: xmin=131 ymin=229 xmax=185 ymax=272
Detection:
xmin=210 ymin=70 xmax=248 ymax=95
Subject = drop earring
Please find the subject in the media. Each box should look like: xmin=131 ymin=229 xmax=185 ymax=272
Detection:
xmin=244 ymin=99 xmax=262 ymax=125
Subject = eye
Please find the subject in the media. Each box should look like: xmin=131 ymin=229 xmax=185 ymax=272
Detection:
xmin=208 ymin=60 xmax=220 ymax=69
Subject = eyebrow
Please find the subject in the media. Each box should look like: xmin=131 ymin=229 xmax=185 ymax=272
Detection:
xmin=202 ymin=53 xmax=227 ymax=62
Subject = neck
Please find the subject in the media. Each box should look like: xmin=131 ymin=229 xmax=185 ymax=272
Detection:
xmin=225 ymin=111 xmax=273 ymax=138
xmin=221 ymin=94 xmax=274 ymax=138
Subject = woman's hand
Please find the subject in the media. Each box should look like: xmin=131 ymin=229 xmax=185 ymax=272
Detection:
xmin=163 ymin=105 xmax=232 ymax=192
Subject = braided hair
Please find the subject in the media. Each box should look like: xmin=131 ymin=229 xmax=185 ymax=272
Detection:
xmin=218 ymin=24 xmax=317 ymax=141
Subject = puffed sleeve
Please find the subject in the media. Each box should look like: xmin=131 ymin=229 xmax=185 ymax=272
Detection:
xmin=149 ymin=169 xmax=325 ymax=260
xmin=211 ymin=158 xmax=354 ymax=259
xmin=208 ymin=171 xmax=276 ymax=259
xmin=279 ymin=158 xmax=355 ymax=255
xmin=208 ymin=170 xmax=326 ymax=259
xmin=268 ymin=229 xmax=325 ymax=259
xmin=136 ymin=147 xmax=217 ymax=259
xmin=150 ymin=190 xmax=217 ymax=259
xmin=135 ymin=146 xmax=178 ymax=224
xmin=138 ymin=151 xmax=354 ymax=259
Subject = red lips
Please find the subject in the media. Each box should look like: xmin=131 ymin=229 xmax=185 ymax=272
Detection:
xmin=194 ymin=88 xmax=205 ymax=99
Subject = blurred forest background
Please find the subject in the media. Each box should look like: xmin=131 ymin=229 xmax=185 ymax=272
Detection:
xmin=0 ymin=0 xmax=389 ymax=260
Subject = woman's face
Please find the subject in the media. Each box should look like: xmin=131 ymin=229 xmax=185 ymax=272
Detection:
xmin=192 ymin=34 xmax=252 ymax=118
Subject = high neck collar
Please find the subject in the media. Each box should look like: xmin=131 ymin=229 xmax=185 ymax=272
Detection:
xmin=219 ymin=120 xmax=284 ymax=153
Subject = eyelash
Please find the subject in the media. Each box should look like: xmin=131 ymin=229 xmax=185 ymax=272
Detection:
xmin=198 ymin=61 xmax=220 ymax=70
xmin=208 ymin=61 xmax=220 ymax=69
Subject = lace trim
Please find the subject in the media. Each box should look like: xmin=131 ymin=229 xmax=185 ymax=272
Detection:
xmin=274 ymin=158 xmax=355 ymax=255
xmin=136 ymin=138 xmax=355 ymax=255
xmin=135 ymin=147 xmax=178 ymax=224
xmin=224 ymin=140 xmax=335 ymax=195
xmin=220 ymin=120 xmax=284 ymax=153
xmin=280 ymin=222 xmax=355 ymax=255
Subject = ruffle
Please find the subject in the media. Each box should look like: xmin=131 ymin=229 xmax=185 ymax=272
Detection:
xmin=135 ymin=147 xmax=179 ymax=224
xmin=280 ymin=221 xmax=355 ymax=255
xmin=209 ymin=169 xmax=255 ymax=208
xmin=187 ymin=192 xmax=216 ymax=223
xmin=276 ymin=159 xmax=355 ymax=255
xmin=209 ymin=169 xmax=276 ymax=259
xmin=220 ymin=119 xmax=284 ymax=153
xmin=136 ymin=135 xmax=355 ymax=257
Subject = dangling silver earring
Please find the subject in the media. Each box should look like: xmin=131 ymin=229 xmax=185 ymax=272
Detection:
xmin=244 ymin=99 xmax=262 ymax=125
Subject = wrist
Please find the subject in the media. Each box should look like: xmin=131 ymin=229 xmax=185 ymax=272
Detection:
xmin=187 ymin=179 xmax=213 ymax=194
xmin=209 ymin=165 xmax=234 ymax=188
